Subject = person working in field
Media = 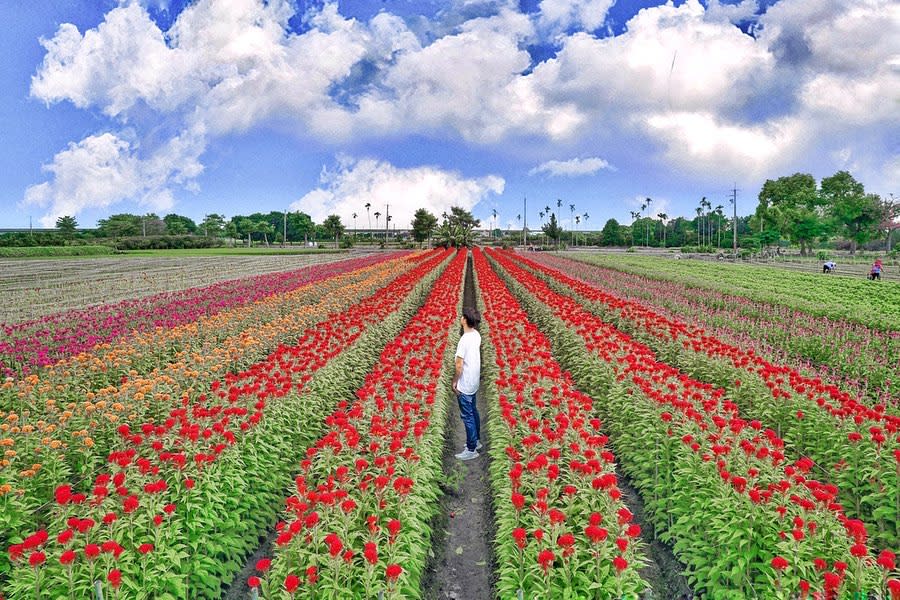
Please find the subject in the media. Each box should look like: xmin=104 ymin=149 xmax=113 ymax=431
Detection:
xmin=453 ymin=307 xmax=482 ymax=461
xmin=822 ymin=260 xmax=836 ymax=273
xmin=869 ymin=259 xmax=883 ymax=280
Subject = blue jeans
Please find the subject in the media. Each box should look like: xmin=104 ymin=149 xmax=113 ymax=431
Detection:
xmin=457 ymin=392 xmax=481 ymax=451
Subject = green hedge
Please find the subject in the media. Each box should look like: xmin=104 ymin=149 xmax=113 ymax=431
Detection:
xmin=0 ymin=245 xmax=115 ymax=257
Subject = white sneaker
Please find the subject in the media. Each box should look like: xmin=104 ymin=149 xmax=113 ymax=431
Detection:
xmin=455 ymin=449 xmax=479 ymax=461
xmin=475 ymin=440 xmax=483 ymax=451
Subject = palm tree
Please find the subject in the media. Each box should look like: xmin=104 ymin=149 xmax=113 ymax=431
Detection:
xmin=492 ymin=208 xmax=498 ymax=239
xmin=657 ymin=213 xmax=668 ymax=248
xmin=645 ymin=198 xmax=653 ymax=247
xmin=575 ymin=215 xmax=581 ymax=246
xmin=715 ymin=205 xmax=724 ymax=249
xmin=694 ymin=206 xmax=703 ymax=246
xmin=630 ymin=210 xmax=640 ymax=246
xmin=352 ymin=212 xmax=357 ymax=239
xmin=700 ymin=197 xmax=710 ymax=247
xmin=569 ymin=203 xmax=576 ymax=245
xmin=374 ymin=211 xmax=381 ymax=233
xmin=365 ymin=202 xmax=371 ymax=231
xmin=583 ymin=212 xmax=589 ymax=245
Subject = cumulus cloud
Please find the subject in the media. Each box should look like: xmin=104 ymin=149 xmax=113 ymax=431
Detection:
xmin=23 ymin=0 xmax=899 ymax=222
xmin=290 ymin=156 xmax=504 ymax=228
xmin=529 ymin=156 xmax=612 ymax=177
xmin=644 ymin=111 xmax=801 ymax=178
xmin=23 ymin=129 xmax=205 ymax=227
xmin=538 ymin=0 xmax=615 ymax=33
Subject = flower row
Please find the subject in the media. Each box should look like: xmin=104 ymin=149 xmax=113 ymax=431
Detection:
xmin=531 ymin=253 xmax=896 ymax=404
xmin=486 ymin=249 xmax=894 ymax=599
xmin=0 ymin=253 xmax=429 ymax=527
xmin=3 ymin=250 xmax=454 ymax=599
xmin=518 ymin=252 xmax=899 ymax=550
xmin=562 ymin=252 xmax=898 ymax=331
xmin=1 ymin=253 xmax=396 ymax=377
xmin=473 ymin=248 xmax=648 ymax=598
xmin=250 ymin=250 xmax=467 ymax=599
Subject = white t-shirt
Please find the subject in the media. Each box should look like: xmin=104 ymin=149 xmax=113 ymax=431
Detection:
xmin=455 ymin=329 xmax=481 ymax=395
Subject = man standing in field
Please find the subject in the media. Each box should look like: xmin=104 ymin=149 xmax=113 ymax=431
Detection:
xmin=453 ymin=307 xmax=482 ymax=461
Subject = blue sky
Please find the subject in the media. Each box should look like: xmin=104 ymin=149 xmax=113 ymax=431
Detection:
xmin=1 ymin=0 xmax=897 ymax=231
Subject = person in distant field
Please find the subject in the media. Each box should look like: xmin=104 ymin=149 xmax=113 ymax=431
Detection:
xmin=453 ymin=307 xmax=482 ymax=461
xmin=823 ymin=260 xmax=836 ymax=273
xmin=869 ymin=259 xmax=883 ymax=280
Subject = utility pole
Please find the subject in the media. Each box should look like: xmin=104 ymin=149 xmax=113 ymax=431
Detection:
xmin=283 ymin=210 xmax=287 ymax=247
xmin=385 ymin=204 xmax=389 ymax=245
xmin=730 ymin=183 xmax=739 ymax=258
xmin=29 ymin=216 xmax=33 ymax=238
xmin=523 ymin=195 xmax=527 ymax=248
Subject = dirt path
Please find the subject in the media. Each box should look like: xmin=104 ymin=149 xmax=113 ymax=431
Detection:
xmin=615 ymin=471 xmax=693 ymax=599
xmin=422 ymin=252 xmax=495 ymax=600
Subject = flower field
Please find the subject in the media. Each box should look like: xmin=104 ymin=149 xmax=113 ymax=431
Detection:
xmin=2 ymin=247 xmax=897 ymax=599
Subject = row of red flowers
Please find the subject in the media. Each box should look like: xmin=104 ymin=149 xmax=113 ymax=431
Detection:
xmin=518 ymin=252 xmax=899 ymax=550
xmin=4 ymin=250 xmax=451 ymax=598
xmin=473 ymin=247 xmax=647 ymax=598
xmin=0 ymin=252 xmax=426 ymax=555
xmin=486 ymin=249 xmax=895 ymax=599
xmin=249 ymin=250 xmax=467 ymax=599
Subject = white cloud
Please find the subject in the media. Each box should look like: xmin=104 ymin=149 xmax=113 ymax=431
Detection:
xmin=23 ymin=129 xmax=205 ymax=227
xmin=23 ymin=0 xmax=899 ymax=217
xmin=645 ymin=111 xmax=801 ymax=177
xmin=538 ymin=0 xmax=615 ymax=33
xmin=290 ymin=156 xmax=504 ymax=228
xmin=529 ymin=156 xmax=612 ymax=177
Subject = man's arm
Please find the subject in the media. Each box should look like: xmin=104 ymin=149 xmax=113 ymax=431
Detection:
xmin=453 ymin=356 xmax=463 ymax=392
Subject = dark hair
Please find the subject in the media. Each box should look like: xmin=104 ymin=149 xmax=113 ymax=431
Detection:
xmin=462 ymin=307 xmax=481 ymax=329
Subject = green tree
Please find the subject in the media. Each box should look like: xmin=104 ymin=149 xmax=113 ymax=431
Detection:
xmin=435 ymin=206 xmax=480 ymax=247
xmin=199 ymin=213 xmax=226 ymax=237
xmin=755 ymin=173 xmax=823 ymax=255
xmin=253 ymin=220 xmax=275 ymax=246
xmin=163 ymin=213 xmax=197 ymax=235
xmin=599 ymin=218 xmax=623 ymax=246
xmin=322 ymin=214 xmax=345 ymax=248
xmin=411 ymin=208 xmax=438 ymax=246
xmin=286 ymin=212 xmax=315 ymax=245
xmin=55 ymin=215 xmax=78 ymax=240
xmin=97 ymin=214 xmax=142 ymax=238
xmin=822 ymin=171 xmax=881 ymax=254
xmin=542 ymin=213 xmax=563 ymax=245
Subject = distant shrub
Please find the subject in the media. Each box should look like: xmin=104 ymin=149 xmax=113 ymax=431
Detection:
xmin=112 ymin=235 xmax=223 ymax=250
xmin=0 ymin=245 xmax=115 ymax=258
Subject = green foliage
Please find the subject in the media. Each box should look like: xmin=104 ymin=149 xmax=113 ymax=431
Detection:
xmin=541 ymin=213 xmax=563 ymax=244
xmin=97 ymin=213 xmax=143 ymax=237
xmin=599 ymin=218 xmax=623 ymax=246
xmin=0 ymin=245 xmax=114 ymax=257
xmin=54 ymin=215 xmax=78 ymax=239
xmin=322 ymin=214 xmax=345 ymax=247
xmin=411 ymin=208 xmax=438 ymax=243
xmin=435 ymin=206 xmax=480 ymax=247
xmin=822 ymin=172 xmax=883 ymax=254
xmin=199 ymin=213 xmax=226 ymax=237
xmin=163 ymin=213 xmax=197 ymax=235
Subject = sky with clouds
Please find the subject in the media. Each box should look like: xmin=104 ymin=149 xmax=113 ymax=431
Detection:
xmin=1 ymin=0 xmax=897 ymax=231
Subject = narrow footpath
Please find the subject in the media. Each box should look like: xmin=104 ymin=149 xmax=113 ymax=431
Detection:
xmin=423 ymin=252 xmax=495 ymax=600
